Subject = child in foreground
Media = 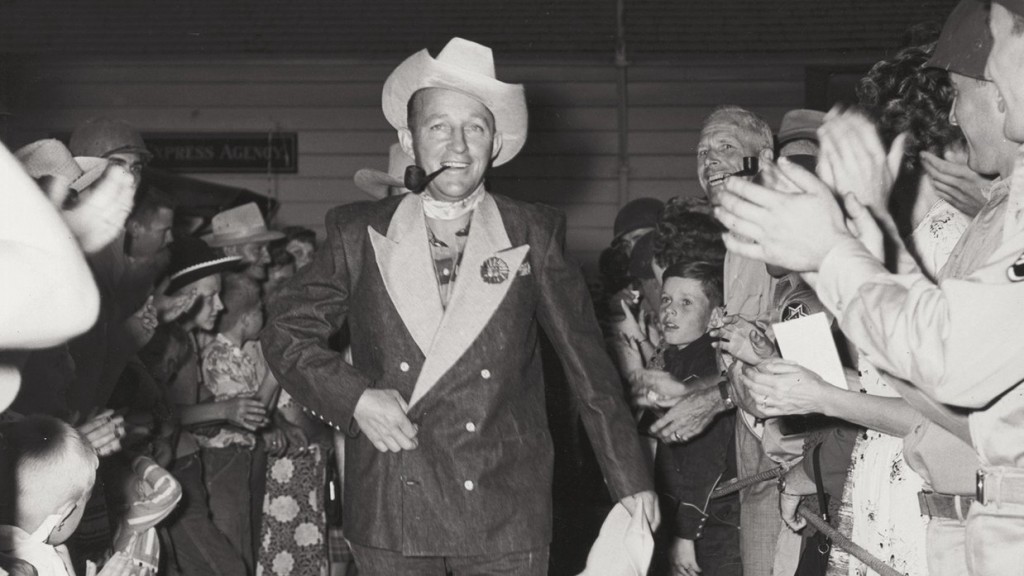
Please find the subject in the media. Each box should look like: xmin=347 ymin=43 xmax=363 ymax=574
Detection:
xmin=0 ymin=416 xmax=99 ymax=576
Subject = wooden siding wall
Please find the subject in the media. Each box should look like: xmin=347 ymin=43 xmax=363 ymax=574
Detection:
xmin=4 ymin=56 xmax=806 ymax=274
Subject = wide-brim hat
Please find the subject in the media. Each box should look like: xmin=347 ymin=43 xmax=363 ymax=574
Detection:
xmin=201 ymin=202 xmax=285 ymax=248
xmin=926 ymin=0 xmax=992 ymax=81
xmin=14 ymin=139 xmax=109 ymax=192
xmin=382 ymin=37 xmax=528 ymax=167
xmin=778 ymin=110 xmax=827 ymax=145
xmin=353 ymin=142 xmax=413 ymax=199
xmin=166 ymin=235 xmax=243 ymax=294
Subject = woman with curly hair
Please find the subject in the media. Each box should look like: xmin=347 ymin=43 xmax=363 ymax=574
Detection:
xmin=824 ymin=44 xmax=972 ymax=576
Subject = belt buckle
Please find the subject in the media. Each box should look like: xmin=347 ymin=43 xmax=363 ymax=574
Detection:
xmin=976 ymin=469 xmax=987 ymax=506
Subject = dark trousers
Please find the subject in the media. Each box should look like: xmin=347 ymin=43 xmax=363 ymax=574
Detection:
xmin=201 ymin=446 xmax=255 ymax=572
xmin=348 ymin=542 xmax=550 ymax=576
xmin=160 ymin=452 xmax=247 ymax=576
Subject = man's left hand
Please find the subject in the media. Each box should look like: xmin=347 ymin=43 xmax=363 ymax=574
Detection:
xmin=620 ymin=490 xmax=660 ymax=532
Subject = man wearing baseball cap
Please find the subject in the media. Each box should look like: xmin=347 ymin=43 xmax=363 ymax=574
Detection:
xmin=263 ymin=37 xmax=655 ymax=574
xmin=711 ymin=0 xmax=1024 ymax=571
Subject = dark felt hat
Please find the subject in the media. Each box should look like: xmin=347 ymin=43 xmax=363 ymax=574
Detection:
xmin=927 ymin=0 xmax=993 ymax=80
xmin=614 ymin=198 xmax=665 ymax=240
xmin=166 ymin=235 xmax=242 ymax=294
xmin=627 ymin=232 xmax=657 ymax=280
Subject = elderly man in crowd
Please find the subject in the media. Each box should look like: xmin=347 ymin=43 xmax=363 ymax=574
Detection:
xmin=713 ymin=0 xmax=1024 ymax=571
xmin=263 ymin=37 xmax=656 ymax=575
xmin=203 ymin=203 xmax=284 ymax=283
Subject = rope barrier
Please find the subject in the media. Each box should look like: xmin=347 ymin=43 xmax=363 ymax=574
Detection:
xmin=797 ymin=501 xmax=904 ymax=576
xmin=709 ymin=466 xmax=784 ymax=499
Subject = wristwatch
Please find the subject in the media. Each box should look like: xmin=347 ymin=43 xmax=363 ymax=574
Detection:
xmin=717 ymin=380 xmax=736 ymax=410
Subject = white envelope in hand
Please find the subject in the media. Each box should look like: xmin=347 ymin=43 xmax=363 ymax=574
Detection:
xmin=577 ymin=501 xmax=654 ymax=576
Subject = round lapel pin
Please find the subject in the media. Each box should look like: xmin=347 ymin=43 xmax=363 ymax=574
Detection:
xmin=480 ymin=256 xmax=510 ymax=284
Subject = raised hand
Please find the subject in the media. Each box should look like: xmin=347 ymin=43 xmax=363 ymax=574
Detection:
xmin=710 ymin=315 xmax=776 ymax=365
xmin=737 ymin=359 xmax=830 ymax=417
xmin=921 ymin=149 xmax=989 ymax=217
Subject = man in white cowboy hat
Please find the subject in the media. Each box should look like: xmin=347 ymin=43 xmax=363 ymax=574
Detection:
xmin=263 ymin=37 xmax=656 ymax=574
xmin=203 ymin=202 xmax=285 ymax=282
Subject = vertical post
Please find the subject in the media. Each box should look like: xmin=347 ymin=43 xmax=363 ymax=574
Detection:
xmin=615 ymin=0 xmax=630 ymax=208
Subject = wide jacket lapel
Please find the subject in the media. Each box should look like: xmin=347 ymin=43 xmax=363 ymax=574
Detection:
xmin=408 ymin=193 xmax=530 ymax=408
xmin=368 ymin=194 xmax=444 ymax=355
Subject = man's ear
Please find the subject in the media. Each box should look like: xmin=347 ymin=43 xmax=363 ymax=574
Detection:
xmin=126 ymin=219 xmax=142 ymax=238
xmin=398 ymin=129 xmax=415 ymax=160
xmin=759 ymin=147 xmax=775 ymax=164
xmin=491 ymin=132 xmax=504 ymax=162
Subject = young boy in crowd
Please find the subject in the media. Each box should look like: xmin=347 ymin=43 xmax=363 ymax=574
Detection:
xmin=0 ymin=416 xmax=99 ymax=576
xmin=649 ymin=261 xmax=740 ymax=576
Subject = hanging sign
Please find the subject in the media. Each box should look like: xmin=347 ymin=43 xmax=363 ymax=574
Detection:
xmin=142 ymin=132 xmax=298 ymax=173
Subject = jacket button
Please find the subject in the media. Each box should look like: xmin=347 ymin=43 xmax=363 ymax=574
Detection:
xmin=400 ymin=362 xmax=410 ymax=372
xmin=465 ymin=422 xmax=476 ymax=432
xmin=481 ymin=369 xmax=491 ymax=379
xmin=464 ymin=480 xmax=475 ymax=491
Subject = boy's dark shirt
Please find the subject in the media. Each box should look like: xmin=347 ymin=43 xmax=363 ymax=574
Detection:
xmin=654 ymin=332 xmax=738 ymax=540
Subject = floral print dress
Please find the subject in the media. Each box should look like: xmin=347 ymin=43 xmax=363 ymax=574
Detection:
xmin=256 ymin=390 xmax=328 ymax=576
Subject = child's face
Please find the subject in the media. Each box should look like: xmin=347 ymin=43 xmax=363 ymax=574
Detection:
xmin=659 ymin=277 xmax=714 ymax=347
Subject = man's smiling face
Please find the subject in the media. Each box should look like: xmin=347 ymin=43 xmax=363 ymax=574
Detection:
xmin=400 ymin=88 xmax=503 ymax=202
xmin=697 ymin=116 xmax=764 ymax=206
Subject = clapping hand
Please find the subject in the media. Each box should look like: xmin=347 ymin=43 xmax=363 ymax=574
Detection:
xmin=816 ymin=107 xmax=906 ymax=213
xmin=921 ymin=149 xmax=989 ymax=218
xmin=61 ymin=165 xmax=135 ymax=254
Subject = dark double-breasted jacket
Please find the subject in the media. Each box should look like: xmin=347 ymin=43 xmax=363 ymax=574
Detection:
xmin=262 ymin=191 xmax=652 ymax=556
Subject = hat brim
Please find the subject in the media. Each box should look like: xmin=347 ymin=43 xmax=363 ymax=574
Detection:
xmin=201 ymin=230 xmax=286 ymax=248
xmin=166 ymin=256 xmax=243 ymax=294
xmin=382 ymin=49 xmax=528 ymax=167
xmin=354 ymin=168 xmax=406 ymax=199
xmin=0 ymin=364 xmax=20 ymax=414
xmin=71 ymin=156 xmax=109 ymax=192
xmin=777 ymin=128 xmax=820 ymax=146
xmin=106 ymin=144 xmax=153 ymax=161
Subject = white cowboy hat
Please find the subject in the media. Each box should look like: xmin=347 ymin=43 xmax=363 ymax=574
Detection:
xmin=382 ymin=37 xmax=528 ymax=167
xmin=353 ymin=143 xmax=413 ymax=199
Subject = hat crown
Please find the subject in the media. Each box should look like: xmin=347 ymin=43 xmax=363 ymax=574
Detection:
xmin=436 ymin=38 xmax=496 ymax=79
xmin=69 ymin=117 xmax=150 ymax=158
xmin=212 ymin=203 xmax=269 ymax=238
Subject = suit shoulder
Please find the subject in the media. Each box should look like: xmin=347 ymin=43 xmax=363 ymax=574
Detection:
xmin=325 ymin=196 xmax=403 ymax=230
xmin=491 ymin=193 xmax=565 ymax=229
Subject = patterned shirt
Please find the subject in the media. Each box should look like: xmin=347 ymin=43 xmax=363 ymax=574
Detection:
xmin=426 ymin=219 xmax=471 ymax=307
xmin=198 ymin=334 xmax=259 ymax=449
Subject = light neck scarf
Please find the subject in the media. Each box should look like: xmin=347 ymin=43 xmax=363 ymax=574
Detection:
xmin=421 ymin=187 xmax=485 ymax=221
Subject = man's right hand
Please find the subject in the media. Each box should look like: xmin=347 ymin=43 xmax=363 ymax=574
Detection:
xmin=353 ymin=389 xmax=419 ymax=453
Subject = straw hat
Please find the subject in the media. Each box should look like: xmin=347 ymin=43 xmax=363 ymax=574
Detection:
xmin=382 ymin=37 xmax=528 ymax=167
xmin=15 ymin=139 xmax=109 ymax=192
